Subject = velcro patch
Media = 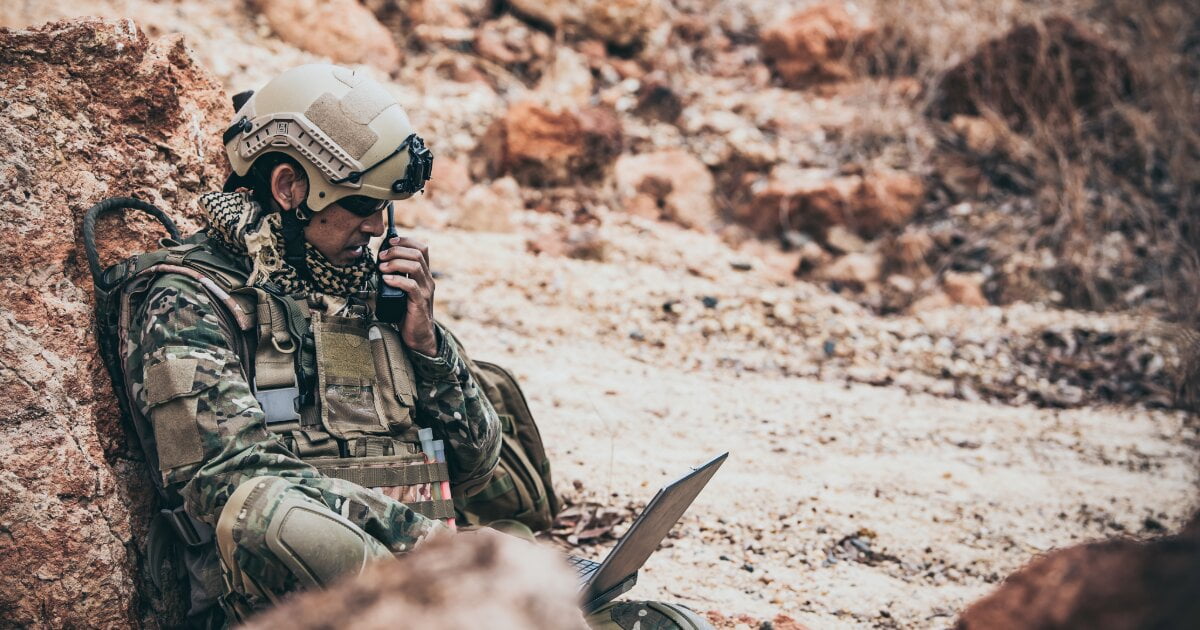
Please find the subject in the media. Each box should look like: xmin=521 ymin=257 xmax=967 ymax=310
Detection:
xmin=144 ymin=358 xmax=200 ymax=406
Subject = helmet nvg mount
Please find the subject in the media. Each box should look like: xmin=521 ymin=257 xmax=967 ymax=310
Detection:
xmin=222 ymin=64 xmax=433 ymax=213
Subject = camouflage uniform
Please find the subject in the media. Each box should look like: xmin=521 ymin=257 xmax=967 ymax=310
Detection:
xmin=124 ymin=262 xmax=500 ymax=614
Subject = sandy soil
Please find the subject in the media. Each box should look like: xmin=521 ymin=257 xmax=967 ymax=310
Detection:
xmin=424 ymin=220 xmax=1200 ymax=629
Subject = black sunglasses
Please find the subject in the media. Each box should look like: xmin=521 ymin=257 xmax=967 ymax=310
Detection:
xmin=337 ymin=196 xmax=392 ymax=218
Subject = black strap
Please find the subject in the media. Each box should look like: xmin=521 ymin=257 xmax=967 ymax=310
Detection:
xmin=279 ymin=210 xmax=311 ymax=284
xmin=82 ymin=197 xmax=181 ymax=291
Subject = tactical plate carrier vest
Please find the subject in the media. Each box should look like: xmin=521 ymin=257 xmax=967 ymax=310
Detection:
xmin=106 ymin=230 xmax=455 ymax=521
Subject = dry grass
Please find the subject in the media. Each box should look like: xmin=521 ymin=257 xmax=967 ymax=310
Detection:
xmin=851 ymin=0 xmax=1200 ymax=405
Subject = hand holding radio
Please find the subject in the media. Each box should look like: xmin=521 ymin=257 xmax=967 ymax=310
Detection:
xmin=377 ymin=230 xmax=438 ymax=357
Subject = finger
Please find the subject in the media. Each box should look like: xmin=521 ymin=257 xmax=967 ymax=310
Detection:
xmin=382 ymin=273 xmax=422 ymax=295
xmin=378 ymin=246 xmax=429 ymax=271
xmin=389 ymin=236 xmax=428 ymax=265
xmin=379 ymin=259 xmax=425 ymax=276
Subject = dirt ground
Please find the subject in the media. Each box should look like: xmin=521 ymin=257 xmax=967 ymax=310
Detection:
xmin=424 ymin=218 xmax=1200 ymax=629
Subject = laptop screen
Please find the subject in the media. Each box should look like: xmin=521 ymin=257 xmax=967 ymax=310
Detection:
xmin=583 ymin=453 xmax=728 ymax=602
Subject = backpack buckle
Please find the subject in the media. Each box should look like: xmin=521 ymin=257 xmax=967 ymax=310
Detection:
xmin=254 ymin=381 xmax=301 ymax=424
xmin=161 ymin=505 xmax=213 ymax=547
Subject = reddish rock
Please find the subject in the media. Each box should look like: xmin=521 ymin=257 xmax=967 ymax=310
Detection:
xmin=956 ymin=512 xmax=1200 ymax=629
xmin=0 ymin=18 xmax=228 ymax=627
xmin=241 ymin=532 xmax=588 ymax=630
xmin=249 ymin=0 xmax=401 ymax=72
xmin=759 ymin=3 xmax=874 ymax=87
xmin=614 ymin=150 xmax=716 ymax=230
xmin=482 ymin=100 xmax=623 ymax=186
xmin=738 ymin=168 xmax=923 ymax=240
xmin=942 ymin=271 xmax=988 ymax=307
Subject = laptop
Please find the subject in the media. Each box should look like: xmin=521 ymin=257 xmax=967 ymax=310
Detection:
xmin=567 ymin=452 xmax=728 ymax=613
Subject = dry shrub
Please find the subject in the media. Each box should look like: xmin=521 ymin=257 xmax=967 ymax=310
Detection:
xmin=860 ymin=0 xmax=1200 ymax=406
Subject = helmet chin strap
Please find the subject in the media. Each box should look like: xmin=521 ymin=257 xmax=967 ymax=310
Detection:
xmin=279 ymin=200 xmax=313 ymax=284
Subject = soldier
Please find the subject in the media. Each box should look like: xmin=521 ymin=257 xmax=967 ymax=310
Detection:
xmin=121 ymin=63 xmax=709 ymax=629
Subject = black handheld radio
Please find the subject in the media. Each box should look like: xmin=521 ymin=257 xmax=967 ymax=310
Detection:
xmin=376 ymin=203 xmax=407 ymax=323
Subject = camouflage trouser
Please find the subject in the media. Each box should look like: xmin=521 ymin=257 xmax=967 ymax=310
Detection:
xmin=214 ymin=476 xmax=396 ymax=619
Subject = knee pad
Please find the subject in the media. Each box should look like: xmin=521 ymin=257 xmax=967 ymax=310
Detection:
xmin=216 ymin=476 xmax=392 ymax=594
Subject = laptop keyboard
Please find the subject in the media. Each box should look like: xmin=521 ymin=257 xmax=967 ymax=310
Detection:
xmin=567 ymin=554 xmax=601 ymax=585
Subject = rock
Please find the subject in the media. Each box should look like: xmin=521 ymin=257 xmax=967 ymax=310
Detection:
xmin=955 ymin=511 xmax=1200 ymax=629
xmin=248 ymin=0 xmax=401 ymax=72
xmin=951 ymin=115 xmax=1003 ymax=155
xmin=794 ymin=241 xmax=833 ymax=277
xmin=855 ymin=170 xmax=924 ymax=233
xmin=632 ymin=73 xmax=685 ymax=124
xmin=737 ymin=167 xmax=923 ymax=239
xmin=241 ymin=533 xmax=588 ymax=630
xmin=943 ymin=271 xmax=988 ymax=307
xmin=450 ymin=177 xmax=522 ymax=233
xmin=0 ymin=18 xmax=228 ymax=627
xmin=482 ymin=100 xmax=623 ymax=186
xmin=825 ymin=225 xmax=867 ymax=254
xmin=526 ymin=226 xmax=608 ymax=261
xmin=820 ymin=253 xmax=882 ymax=289
xmin=759 ymin=3 xmax=874 ymax=87
xmin=507 ymin=0 xmax=663 ymax=49
xmin=614 ymin=150 xmax=716 ymax=230
xmin=535 ymin=46 xmax=595 ymax=105
xmin=582 ymin=0 xmax=663 ymax=50
xmin=909 ymin=291 xmax=954 ymax=313
xmin=474 ymin=15 xmax=553 ymax=73
xmin=363 ymin=0 xmax=492 ymax=30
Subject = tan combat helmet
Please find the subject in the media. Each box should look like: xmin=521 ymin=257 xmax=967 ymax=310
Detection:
xmin=222 ymin=63 xmax=433 ymax=212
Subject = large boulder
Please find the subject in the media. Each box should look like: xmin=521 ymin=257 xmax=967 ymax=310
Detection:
xmin=0 ymin=18 xmax=229 ymax=627
xmin=248 ymin=0 xmax=402 ymax=72
xmin=759 ymin=3 xmax=875 ymax=87
xmin=481 ymin=100 xmax=623 ymax=186
xmin=240 ymin=532 xmax=588 ymax=629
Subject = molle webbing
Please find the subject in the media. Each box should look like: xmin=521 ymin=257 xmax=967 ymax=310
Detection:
xmin=310 ymin=455 xmax=454 ymax=520
xmin=310 ymin=456 xmax=449 ymax=486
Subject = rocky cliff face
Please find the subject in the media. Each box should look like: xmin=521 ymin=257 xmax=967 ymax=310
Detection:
xmin=0 ymin=18 xmax=228 ymax=627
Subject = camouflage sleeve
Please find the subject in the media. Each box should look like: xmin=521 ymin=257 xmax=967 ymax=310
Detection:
xmin=407 ymin=323 xmax=501 ymax=495
xmin=127 ymin=274 xmax=443 ymax=551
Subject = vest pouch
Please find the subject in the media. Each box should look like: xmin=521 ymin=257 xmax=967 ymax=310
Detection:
xmin=306 ymin=454 xmax=455 ymax=522
xmin=366 ymin=323 xmax=418 ymax=436
xmin=311 ymin=312 xmax=391 ymax=439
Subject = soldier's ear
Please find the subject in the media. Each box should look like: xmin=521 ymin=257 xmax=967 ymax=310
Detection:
xmin=270 ymin=163 xmax=308 ymax=211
